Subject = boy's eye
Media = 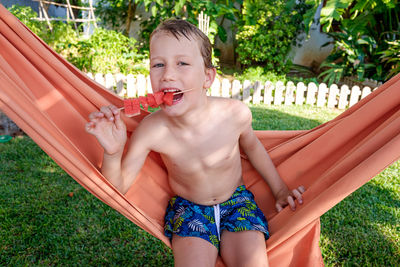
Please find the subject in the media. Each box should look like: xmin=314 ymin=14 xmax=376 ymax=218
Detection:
xmin=152 ymin=63 xmax=164 ymax=68
xmin=178 ymin=61 xmax=189 ymax=66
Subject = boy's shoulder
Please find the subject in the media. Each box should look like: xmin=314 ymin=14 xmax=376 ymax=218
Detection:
xmin=208 ymin=96 xmax=248 ymax=110
xmin=209 ymin=96 xmax=250 ymax=114
xmin=208 ymin=97 xmax=252 ymax=124
xmin=138 ymin=109 xmax=166 ymax=128
xmin=132 ymin=110 xmax=167 ymax=138
xmin=130 ymin=110 xmax=168 ymax=146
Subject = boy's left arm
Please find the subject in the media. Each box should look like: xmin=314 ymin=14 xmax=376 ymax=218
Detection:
xmin=238 ymin=104 xmax=304 ymax=212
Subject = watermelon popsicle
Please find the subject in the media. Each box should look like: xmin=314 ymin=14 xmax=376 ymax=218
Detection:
xmin=120 ymin=88 xmax=195 ymax=117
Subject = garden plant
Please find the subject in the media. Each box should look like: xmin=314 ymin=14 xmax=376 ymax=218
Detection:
xmin=297 ymin=0 xmax=400 ymax=84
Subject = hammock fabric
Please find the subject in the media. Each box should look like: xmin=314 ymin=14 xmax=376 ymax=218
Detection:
xmin=1 ymin=5 xmax=399 ymax=266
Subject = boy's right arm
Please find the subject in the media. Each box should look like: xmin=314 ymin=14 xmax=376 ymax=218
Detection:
xmin=86 ymin=105 xmax=151 ymax=194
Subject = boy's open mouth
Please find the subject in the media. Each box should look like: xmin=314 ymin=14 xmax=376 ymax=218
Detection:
xmin=163 ymin=89 xmax=184 ymax=102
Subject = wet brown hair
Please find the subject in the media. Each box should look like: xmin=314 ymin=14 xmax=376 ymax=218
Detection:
xmin=150 ymin=18 xmax=214 ymax=69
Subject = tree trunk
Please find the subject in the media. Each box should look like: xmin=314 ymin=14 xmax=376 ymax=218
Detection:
xmin=125 ymin=0 xmax=137 ymax=36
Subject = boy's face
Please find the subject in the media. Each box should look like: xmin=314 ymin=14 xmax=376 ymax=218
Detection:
xmin=149 ymin=31 xmax=215 ymax=117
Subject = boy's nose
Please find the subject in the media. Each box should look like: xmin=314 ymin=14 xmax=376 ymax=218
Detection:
xmin=162 ymin=65 xmax=176 ymax=81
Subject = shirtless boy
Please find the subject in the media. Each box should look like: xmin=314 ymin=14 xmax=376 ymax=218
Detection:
xmin=86 ymin=19 xmax=305 ymax=267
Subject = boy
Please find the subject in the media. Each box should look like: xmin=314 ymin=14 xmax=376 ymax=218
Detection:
xmin=86 ymin=19 xmax=304 ymax=267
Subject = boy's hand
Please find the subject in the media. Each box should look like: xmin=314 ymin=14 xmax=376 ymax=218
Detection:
xmin=275 ymin=185 xmax=305 ymax=212
xmin=85 ymin=105 xmax=127 ymax=155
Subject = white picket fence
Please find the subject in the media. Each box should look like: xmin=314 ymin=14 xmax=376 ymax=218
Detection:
xmin=87 ymin=73 xmax=381 ymax=110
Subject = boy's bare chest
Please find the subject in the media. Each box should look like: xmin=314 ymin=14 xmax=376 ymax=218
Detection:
xmin=160 ymin=125 xmax=240 ymax=170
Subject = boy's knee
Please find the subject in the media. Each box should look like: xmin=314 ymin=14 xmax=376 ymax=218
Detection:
xmin=172 ymin=235 xmax=218 ymax=267
xmin=220 ymin=231 xmax=269 ymax=267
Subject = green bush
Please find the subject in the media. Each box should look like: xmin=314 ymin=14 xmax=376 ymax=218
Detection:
xmin=7 ymin=5 xmax=47 ymax=38
xmin=67 ymin=28 xmax=147 ymax=74
xmin=8 ymin=5 xmax=146 ymax=75
xmin=234 ymin=67 xmax=284 ymax=83
xmin=318 ymin=28 xmax=378 ymax=86
xmin=95 ymin=0 xmax=241 ymax=68
xmin=235 ymin=0 xmax=308 ymax=74
xmin=298 ymin=0 xmax=400 ymax=83
xmin=380 ymin=37 xmax=400 ymax=80
xmin=230 ymin=66 xmax=318 ymax=86
xmin=8 ymin=5 xmax=78 ymax=54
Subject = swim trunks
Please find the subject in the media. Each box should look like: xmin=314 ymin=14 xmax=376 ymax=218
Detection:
xmin=164 ymin=185 xmax=269 ymax=250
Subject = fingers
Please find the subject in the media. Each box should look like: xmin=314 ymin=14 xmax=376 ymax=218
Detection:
xmin=85 ymin=121 xmax=95 ymax=134
xmin=289 ymin=186 xmax=306 ymax=210
xmin=88 ymin=105 xmax=120 ymax=122
xmin=298 ymin=185 xmax=306 ymax=194
xmin=88 ymin=111 xmax=103 ymax=122
xmin=287 ymin=196 xmax=296 ymax=211
xmin=275 ymin=185 xmax=306 ymax=213
xmin=113 ymin=110 xmax=127 ymax=131
xmin=292 ymin=188 xmax=303 ymax=205
xmin=275 ymin=202 xmax=283 ymax=213
xmin=86 ymin=105 xmax=123 ymax=133
xmin=100 ymin=105 xmax=119 ymax=121
xmin=275 ymin=196 xmax=295 ymax=212
xmin=105 ymin=105 xmax=126 ymax=131
xmin=275 ymin=196 xmax=297 ymax=212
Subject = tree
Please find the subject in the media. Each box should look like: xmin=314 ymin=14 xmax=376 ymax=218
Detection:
xmin=235 ymin=0 xmax=309 ymax=73
xmin=95 ymin=0 xmax=242 ymax=53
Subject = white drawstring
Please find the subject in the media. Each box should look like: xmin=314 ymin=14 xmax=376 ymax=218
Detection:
xmin=213 ymin=204 xmax=221 ymax=241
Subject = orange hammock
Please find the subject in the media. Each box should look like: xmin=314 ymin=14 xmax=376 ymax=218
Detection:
xmin=1 ymin=5 xmax=399 ymax=266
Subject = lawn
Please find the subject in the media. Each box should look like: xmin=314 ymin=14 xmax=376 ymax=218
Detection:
xmin=0 ymin=104 xmax=398 ymax=266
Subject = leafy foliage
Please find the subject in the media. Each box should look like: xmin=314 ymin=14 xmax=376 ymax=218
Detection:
xmin=67 ymin=28 xmax=146 ymax=74
xmin=318 ymin=28 xmax=378 ymax=85
xmin=8 ymin=5 xmax=79 ymax=59
xmin=234 ymin=67 xmax=285 ymax=83
xmin=303 ymin=0 xmax=398 ymax=33
xmin=7 ymin=5 xmax=48 ymax=38
xmin=95 ymin=0 xmax=136 ymax=30
xmin=8 ymin=5 xmax=145 ymax=75
xmin=297 ymin=0 xmax=400 ymax=83
xmin=380 ymin=37 xmax=400 ymax=80
xmin=95 ymin=0 xmax=242 ymax=60
xmin=11 ymin=0 xmax=400 ymax=84
xmin=235 ymin=0 xmax=309 ymax=74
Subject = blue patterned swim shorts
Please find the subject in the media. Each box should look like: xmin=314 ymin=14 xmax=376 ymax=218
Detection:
xmin=164 ymin=185 xmax=269 ymax=250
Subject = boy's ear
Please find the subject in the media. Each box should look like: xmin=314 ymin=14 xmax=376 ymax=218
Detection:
xmin=203 ymin=67 xmax=216 ymax=89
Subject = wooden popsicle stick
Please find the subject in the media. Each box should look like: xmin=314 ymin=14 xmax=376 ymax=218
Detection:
xmin=118 ymin=108 xmax=139 ymax=117
xmin=173 ymin=88 xmax=196 ymax=94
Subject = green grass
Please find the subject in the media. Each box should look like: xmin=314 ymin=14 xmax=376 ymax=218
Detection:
xmin=320 ymin=164 xmax=400 ymax=266
xmin=0 ymin=104 xmax=398 ymax=266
